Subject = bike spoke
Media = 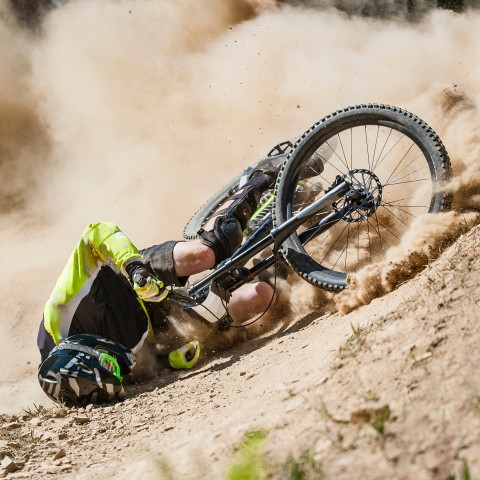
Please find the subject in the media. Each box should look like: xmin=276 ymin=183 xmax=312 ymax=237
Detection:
xmin=357 ymin=221 xmax=361 ymax=263
xmin=331 ymin=225 xmax=354 ymax=270
xmin=292 ymin=200 xmax=313 ymax=210
xmin=388 ymin=151 xmax=425 ymax=183
xmin=319 ymin=153 xmax=346 ymax=178
xmin=350 ymin=127 xmax=353 ymax=170
xmin=384 ymin=141 xmax=415 ymax=185
xmin=369 ymin=213 xmax=391 ymax=248
xmin=381 ymin=202 xmax=422 ymax=218
xmin=365 ymin=125 xmax=372 ymax=171
xmin=338 ymin=134 xmax=349 ymax=171
xmin=325 ymin=140 xmax=351 ymax=172
xmin=390 ymin=164 xmax=429 ymax=185
xmin=367 ymin=220 xmax=372 ymax=261
xmin=371 ymin=128 xmax=392 ymax=171
xmin=300 ymin=216 xmax=343 ymax=247
xmin=383 ymin=177 xmax=431 ymax=187
xmin=371 ymin=133 xmax=405 ymax=173
xmin=384 ymin=195 xmax=422 ymax=203
xmin=312 ymin=222 xmax=350 ymax=265
xmin=379 ymin=204 xmax=409 ymax=228
xmin=383 ymin=203 xmax=428 ymax=209
xmin=344 ymin=224 xmax=352 ymax=270
xmin=374 ymin=211 xmax=400 ymax=241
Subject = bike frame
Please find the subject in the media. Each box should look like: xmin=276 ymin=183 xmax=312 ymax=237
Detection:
xmin=186 ymin=179 xmax=352 ymax=302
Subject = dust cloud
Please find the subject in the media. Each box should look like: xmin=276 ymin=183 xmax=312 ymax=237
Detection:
xmin=0 ymin=0 xmax=479 ymax=412
xmin=335 ymin=87 xmax=480 ymax=313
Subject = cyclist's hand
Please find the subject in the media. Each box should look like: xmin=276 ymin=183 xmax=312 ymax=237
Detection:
xmin=134 ymin=274 xmax=169 ymax=302
xmin=127 ymin=262 xmax=169 ymax=302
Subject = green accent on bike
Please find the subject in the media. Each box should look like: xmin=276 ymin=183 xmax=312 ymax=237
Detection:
xmin=249 ymin=192 xmax=274 ymax=222
xmin=99 ymin=352 xmax=123 ymax=382
xmin=168 ymin=340 xmax=201 ymax=369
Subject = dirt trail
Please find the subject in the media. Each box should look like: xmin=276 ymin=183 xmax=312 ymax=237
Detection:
xmin=2 ymin=223 xmax=479 ymax=479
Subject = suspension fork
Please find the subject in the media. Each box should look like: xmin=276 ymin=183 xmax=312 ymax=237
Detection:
xmin=188 ymin=180 xmax=351 ymax=300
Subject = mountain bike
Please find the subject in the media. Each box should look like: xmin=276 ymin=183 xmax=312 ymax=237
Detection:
xmin=172 ymin=104 xmax=452 ymax=324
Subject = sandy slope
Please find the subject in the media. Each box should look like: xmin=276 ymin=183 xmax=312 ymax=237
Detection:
xmin=1 ymin=223 xmax=479 ymax=479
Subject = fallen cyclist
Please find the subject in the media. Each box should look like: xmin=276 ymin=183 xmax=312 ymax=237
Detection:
xmin=37 ymin=169 xmax=276 ymax=407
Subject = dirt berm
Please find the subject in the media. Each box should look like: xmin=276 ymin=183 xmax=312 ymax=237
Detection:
xmin=1 ymin=223 xmax=479 ymax=479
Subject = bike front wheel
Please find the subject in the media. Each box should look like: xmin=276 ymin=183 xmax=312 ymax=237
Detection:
xmin=273 ymin=104 xmax=452 ymax=291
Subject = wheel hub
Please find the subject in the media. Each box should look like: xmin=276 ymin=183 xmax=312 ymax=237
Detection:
xmin=340 ymin=169 xmax=382 ymax=223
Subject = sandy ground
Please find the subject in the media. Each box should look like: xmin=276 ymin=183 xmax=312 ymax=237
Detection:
xmin=2 ymin=224 xmax=479 ymax=479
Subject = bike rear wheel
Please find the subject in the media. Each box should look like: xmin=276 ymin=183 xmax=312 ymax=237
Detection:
xmin=273 ymin=104 xmax=452 ymax=291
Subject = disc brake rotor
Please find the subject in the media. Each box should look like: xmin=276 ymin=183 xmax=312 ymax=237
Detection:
xmin=339 ymin=169 xmax=383 ymax=223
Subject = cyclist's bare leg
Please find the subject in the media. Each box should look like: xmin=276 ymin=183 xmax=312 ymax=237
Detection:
xmin=173 ymin=240 xmax=274 ymax=322
xmin=227 ymin=281 xmax=275 ymax=323
xmin=173 ymin=239 xmax=214 ymax=277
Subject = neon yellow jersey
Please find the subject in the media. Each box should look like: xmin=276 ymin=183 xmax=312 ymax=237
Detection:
xmin=43 ymin=223 xmax=151 ymax=352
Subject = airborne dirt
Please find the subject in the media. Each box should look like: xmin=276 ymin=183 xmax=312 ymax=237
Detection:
xmin=1 ymin=0 xmax=480 ymax=479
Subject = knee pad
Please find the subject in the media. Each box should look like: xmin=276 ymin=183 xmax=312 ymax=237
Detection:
xmin=224 ymin=170 xmax=274 ymax=229
xmin=200 ymin=217 xmax=243 ymax=267
xmin=225 ymin=186 xmax=261 ymax=231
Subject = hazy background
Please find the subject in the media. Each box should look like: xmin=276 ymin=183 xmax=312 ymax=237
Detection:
xmin=0 ymin=0 xmax=479 ymax=412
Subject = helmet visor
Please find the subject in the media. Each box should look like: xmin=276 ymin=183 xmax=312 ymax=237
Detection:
xmin=99 ymin=353 xmax=123 ymax=382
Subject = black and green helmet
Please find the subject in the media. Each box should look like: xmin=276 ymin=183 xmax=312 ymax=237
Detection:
xmin=38 ymin=334 xmax=136 ymax=407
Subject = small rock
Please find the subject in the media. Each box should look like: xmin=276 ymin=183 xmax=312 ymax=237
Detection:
xmin=0 ymin=422 xmax=21 ymax=431
xmin=73 ymin=416 xmax=91 ymax=424
xmin=29 ymin=418 xmax=42 ymax=427
xmin=53 ymin=448 xmax=66 ymax=461
xmin=103 ymin=407 xmax=114 ymax=414
xmin=239 ymin=372 xmax=246 ymax=376
xmin=38 ymin=465 xmax=71 ymax=474
xmin=452 ymin=439 xmax=467 ymax=451
xmin=318 ymin=376 xmax=329 ymax=385
xmin=32 ymin=430 xmax=51 ymax=441
xmin=314 ymin=437 xmax=332 ymax=454
xmin=1 ymin=456 xmax=19 ymax=473
xmin=335 ymin=452 xmax=357 ymax=468
xmin=52 ymin=407 xmax=68 ymax=418
xmin=413 ymin=351 xmax=432 ymax=363
xmin=85 ymin=404 xmax=95 ymax=412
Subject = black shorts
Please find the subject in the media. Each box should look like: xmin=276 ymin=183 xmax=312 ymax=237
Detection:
xmin=140 ymin=240 xmax=188 ymax=287
xmin=38 ymin=266 xmax=150 ymax=362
